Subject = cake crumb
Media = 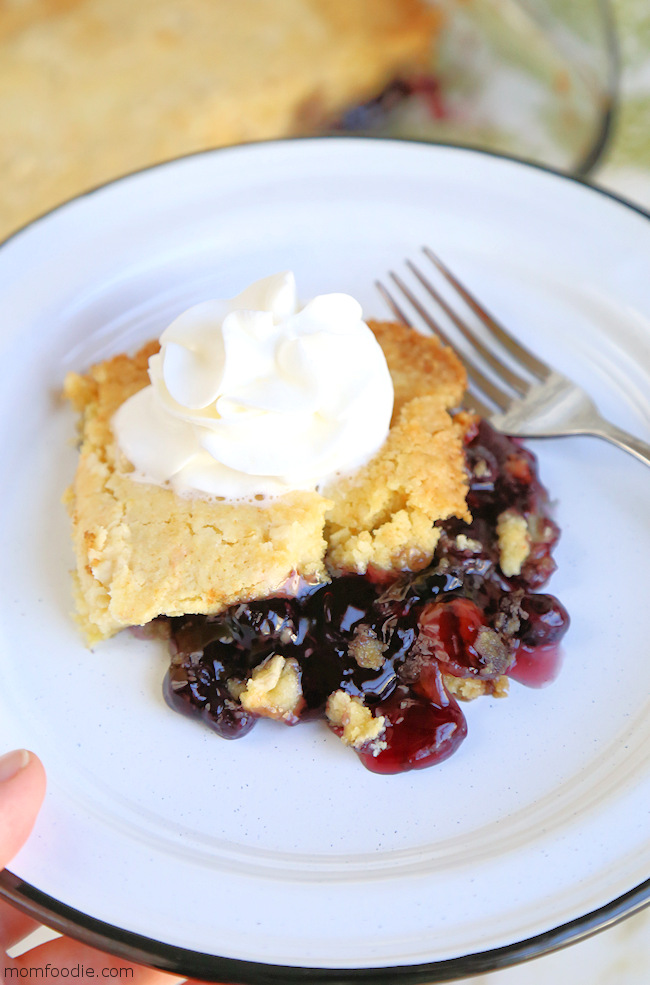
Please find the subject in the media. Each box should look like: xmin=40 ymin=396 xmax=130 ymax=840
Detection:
xmin=239 ymin=654 xmax=304 ymax=722
xmin=326 ymin=690 xmax=386 ymax=751
xmin=455 ymin=533 xmax=482 ymax=553
xmin=496 ymin=509 xmax=530 ymax=577
xmin=443 ymin=674 xmax=510 ymax=700
xmin=348 ymin=625 xmax=386 ymax=670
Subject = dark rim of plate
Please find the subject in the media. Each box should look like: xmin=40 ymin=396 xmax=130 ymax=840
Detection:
xmin=0 ymin=870 xmax=649 ymax=983
xmin=0 ymin=136 xmax=648 ymax=982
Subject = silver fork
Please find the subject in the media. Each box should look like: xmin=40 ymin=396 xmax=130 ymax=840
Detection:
xmin=376 ymin=246 xmax=650 ymax=468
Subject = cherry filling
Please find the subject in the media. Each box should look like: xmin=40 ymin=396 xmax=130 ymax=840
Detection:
xmin=162 ymin=420 xmax=569 ymax=773
xmin=358 ymin=684 xmax=467 ymax=776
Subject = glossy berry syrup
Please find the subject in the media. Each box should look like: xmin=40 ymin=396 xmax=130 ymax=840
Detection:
xmin=162 ymin=420 xmax=569 ymax=774
xmin=335 ymin=75 xmax=447 ymax=132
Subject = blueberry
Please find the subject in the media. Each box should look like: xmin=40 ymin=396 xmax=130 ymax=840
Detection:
xmin=518 ymin=593 xmax=570 ymax=647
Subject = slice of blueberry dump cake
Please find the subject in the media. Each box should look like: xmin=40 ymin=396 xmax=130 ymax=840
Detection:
xmin=64 ymin=272 xmax=569 ymax=774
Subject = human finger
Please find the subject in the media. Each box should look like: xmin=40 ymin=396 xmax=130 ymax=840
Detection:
xmin=0 ymin=898 xmax=45 ymax=954
xmin=6 ymin=935 xmax=187 ymax=985
xmin=0 ymin=751 xmax=47 ymax=870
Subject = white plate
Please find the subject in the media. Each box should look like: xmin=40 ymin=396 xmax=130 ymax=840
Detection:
xmin=0 ymin=139 xmax=649 ymax=982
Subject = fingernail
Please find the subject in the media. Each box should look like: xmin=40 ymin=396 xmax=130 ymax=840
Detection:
xmin=0 ymin=750 xmax=31 ymax=783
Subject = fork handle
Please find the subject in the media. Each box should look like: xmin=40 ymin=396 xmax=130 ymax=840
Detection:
xmin=590 ymin=417 xmax=650 ymax=468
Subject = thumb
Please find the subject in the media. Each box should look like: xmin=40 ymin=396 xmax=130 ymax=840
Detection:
xmin=0 ymin=750 xmax=46 ymax=869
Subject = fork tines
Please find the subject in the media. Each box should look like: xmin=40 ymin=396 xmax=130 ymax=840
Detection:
xmin=376 ymin=246 xmax=551 ymax=417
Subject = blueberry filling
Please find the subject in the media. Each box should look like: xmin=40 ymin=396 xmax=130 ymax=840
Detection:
xmin=333 ymin=75 xmax=447 ymax=132
xmin=161 ymin=420 xmax=569 ymax=773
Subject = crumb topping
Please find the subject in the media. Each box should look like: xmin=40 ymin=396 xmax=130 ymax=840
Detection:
xmin=324 ymin=393 xmax=470 ymax=574
xmin=348 ymin=625 xmax=386 ymax=671
xmin=326 ymin=690 xmax=386 ymax=751
xmin=239 ymin=654 xmax=304 ymax=722
xmin=63 ymin=344 xmax=331 ymax=644
xmin=443 ymin=674 xmax=510 ymax=701
xmin=64 ymin=322 xmax=470 ymax=643
xmin=496 ymin=509 xmax=530 ymax=577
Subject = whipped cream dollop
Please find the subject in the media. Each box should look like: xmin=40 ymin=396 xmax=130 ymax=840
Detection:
xmin=112 ymin=272 xmax=394 ymax=499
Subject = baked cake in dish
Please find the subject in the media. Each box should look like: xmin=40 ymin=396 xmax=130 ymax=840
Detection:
xmin=64 ymin=274 xmax=569 ymax=774
xmin=0 ymin=0 xmax=441 ymax=240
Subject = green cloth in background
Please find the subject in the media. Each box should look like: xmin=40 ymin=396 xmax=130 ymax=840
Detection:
xmin=595 ymin=0 xmax=650 ymax=207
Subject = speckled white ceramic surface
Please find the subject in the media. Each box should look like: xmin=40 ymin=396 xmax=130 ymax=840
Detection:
xmin=0 ymin=139 xmax=648 ymax=973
